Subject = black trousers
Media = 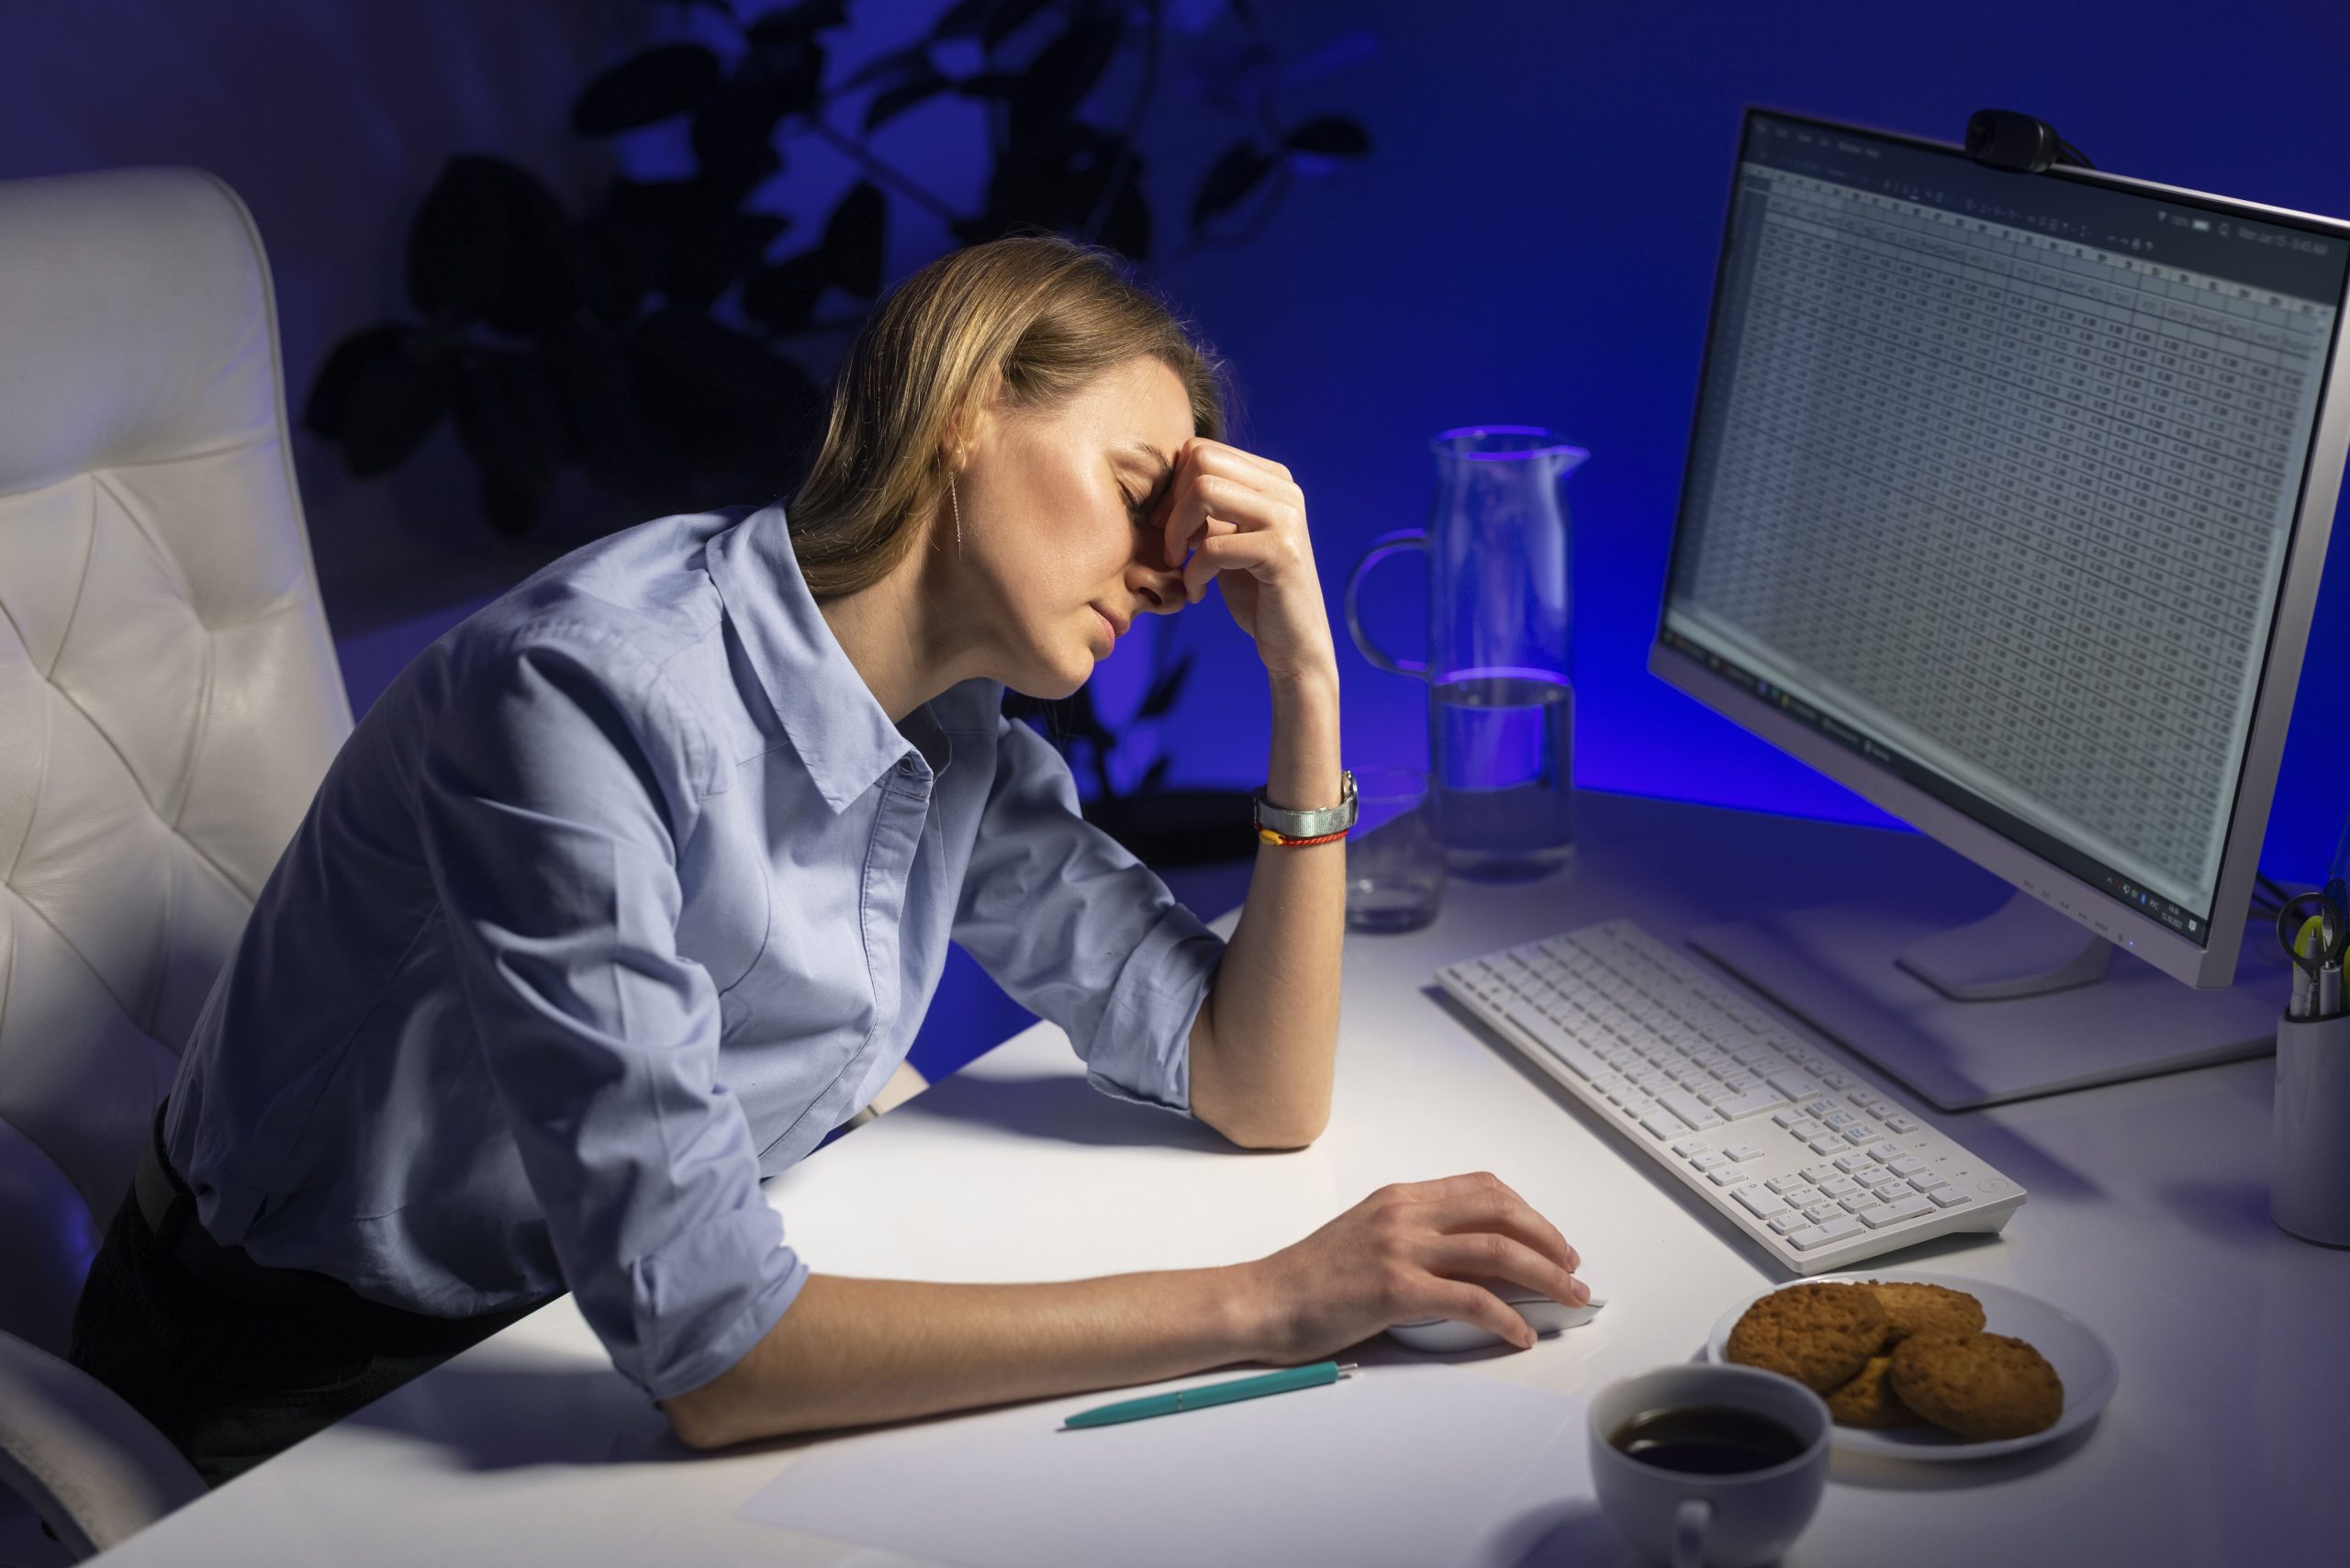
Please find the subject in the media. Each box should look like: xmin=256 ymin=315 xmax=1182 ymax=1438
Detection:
xmin=67 ymin=1113 xmax=550 ymax=1488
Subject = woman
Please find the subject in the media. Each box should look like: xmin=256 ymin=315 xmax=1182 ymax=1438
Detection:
xmin=71 ymin=236 xmax=1587 ymax=1480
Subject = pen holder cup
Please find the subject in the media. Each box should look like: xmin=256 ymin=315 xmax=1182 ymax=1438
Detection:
xmin=2273 ymin=1010 xmax=2350 ymax=1247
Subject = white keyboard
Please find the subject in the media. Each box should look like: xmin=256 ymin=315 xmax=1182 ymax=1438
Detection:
xmin=1437 ymin=919 xmax=2024 ymax=1274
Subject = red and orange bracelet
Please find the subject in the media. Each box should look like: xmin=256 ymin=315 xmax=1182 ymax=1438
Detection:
xmin=1256 ymin=824 xmax=1351 ymax=847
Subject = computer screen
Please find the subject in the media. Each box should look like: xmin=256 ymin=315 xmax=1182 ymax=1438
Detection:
xmin=1656 ymin=107 xmax=2350 ymax=978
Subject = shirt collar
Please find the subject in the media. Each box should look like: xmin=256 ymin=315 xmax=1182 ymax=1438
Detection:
xmin=708 ymin=502 xmax=943 ymax=813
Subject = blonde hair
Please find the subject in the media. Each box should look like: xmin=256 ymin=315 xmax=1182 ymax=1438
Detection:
xmin=785 ymin=234 xmax=1229 ymax=598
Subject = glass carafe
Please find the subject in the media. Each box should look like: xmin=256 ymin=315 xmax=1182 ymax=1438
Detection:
xmin=1344 ymin=427 xmax=1588 ymax=879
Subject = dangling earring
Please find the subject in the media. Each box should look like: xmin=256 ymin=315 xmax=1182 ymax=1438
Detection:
xmin=949 ymin=471 xmax=962 ymax=552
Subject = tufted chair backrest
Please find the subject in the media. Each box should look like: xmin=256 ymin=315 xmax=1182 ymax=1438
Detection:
xmin=0 ymin=168 xmax=352 ymax=1354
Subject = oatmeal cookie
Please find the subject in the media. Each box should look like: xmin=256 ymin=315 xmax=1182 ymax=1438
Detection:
xmin=1887 ymin=1331 xmax=2065 ymax=1440
xmin=1824 ymin=1354 xmax=1922 ymax=1428
xmin=1864 ymin=1280 xmax=1986 ymax=1347
xmin=1723 ymin=1282 xmax=1888 ymax=1393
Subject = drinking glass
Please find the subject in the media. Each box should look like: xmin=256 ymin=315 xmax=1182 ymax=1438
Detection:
xmin=1344 ymin=766 xmax=1445 ymax=933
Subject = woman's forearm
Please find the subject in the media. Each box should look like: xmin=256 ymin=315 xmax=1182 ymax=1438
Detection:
xmin=1188 ymin=662 xmax=1346 ymax=1148
xmin=662 ymin=1268 xmax=1260 ymax=1448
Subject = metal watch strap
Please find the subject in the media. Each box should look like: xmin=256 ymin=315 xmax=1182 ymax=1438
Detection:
xmin=1253 ymin=768 xmax=1359 ymax=838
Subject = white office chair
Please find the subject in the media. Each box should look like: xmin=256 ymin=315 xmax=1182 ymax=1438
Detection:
xmin=0 ymin=166 xmax=352 ymax=1557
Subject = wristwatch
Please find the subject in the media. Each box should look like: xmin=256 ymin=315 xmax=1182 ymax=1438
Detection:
xmin=1254 ymin=769 xmax=1359 ymax=844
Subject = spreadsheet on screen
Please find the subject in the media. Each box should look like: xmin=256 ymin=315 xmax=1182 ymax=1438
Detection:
xmin=1664 ymin=143 xmax=2340 ymax=921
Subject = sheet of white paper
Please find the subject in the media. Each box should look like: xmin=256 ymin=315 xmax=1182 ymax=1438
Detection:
xmin=738 ymin=1361 xmax=1587 ymax=1568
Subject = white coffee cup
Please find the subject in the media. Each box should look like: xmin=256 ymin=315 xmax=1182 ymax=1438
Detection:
xmin=1587 ymin=1363 xmax=1832 ymax=1568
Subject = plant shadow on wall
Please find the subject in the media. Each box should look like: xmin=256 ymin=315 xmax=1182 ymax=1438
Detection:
xmin=305 ymin=0 xmax=1371 ymax=864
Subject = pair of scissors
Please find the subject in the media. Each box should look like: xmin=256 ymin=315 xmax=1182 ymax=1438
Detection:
xmin=2277 ymin=890 xmax=2346 ymax=1020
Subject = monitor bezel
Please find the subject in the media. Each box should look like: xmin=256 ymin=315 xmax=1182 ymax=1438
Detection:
xmin=1648 ymin=104 xmax=2350 ymax=988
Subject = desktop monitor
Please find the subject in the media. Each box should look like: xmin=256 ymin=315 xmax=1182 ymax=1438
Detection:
xmin=1651 ymin=106 xmax=2350 ymax=1108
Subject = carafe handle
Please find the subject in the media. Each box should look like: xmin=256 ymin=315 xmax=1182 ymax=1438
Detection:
xmin=1344 ymin=529 xmax=1429 ymax=678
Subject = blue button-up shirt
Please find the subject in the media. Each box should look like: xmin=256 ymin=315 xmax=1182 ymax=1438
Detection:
xmin=163 ymin=503 xmax=1226 ymax=1402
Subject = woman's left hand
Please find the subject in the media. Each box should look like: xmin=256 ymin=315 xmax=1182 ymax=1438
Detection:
xmin=1157 ymin=438 xmax=1337 ymax=682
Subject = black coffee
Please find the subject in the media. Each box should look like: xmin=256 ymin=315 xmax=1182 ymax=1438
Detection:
xmin=1609 ymin=1405 xmax=1808 ymax=1475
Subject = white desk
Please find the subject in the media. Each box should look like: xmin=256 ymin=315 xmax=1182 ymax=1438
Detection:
xmin=93 ymin=793 xmax=2347 ymax=1565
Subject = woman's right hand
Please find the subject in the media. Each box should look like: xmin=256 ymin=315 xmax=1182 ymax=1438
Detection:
xmin=1237 ymin=1171 xmax=1586 ymax=1361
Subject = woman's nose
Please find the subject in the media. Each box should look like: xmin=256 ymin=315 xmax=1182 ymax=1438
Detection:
xmin=1128 ymin=556 xmax=1184 ymax=614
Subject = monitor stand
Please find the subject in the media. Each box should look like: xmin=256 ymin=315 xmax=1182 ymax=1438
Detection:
xmin=1689 ymin=891 xmax=2287 ymax=1110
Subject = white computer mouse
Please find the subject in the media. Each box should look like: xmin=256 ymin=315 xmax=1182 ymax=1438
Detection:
xmin=1385 ymin=1278 xmax=1607 ymax=1353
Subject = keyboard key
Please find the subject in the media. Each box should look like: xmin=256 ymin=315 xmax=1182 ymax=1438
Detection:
xmin=1909 ymin=1172 xmax=1949 ymax=1192
xmin=1860 ymin=1194 xmax=1935 ymax=1227
xmin=1824 ymin=1110 xmax=1861 ymax=1130
xmin=1786 ymin=1121 xmax=1822 ymax=1140
xmin=1802 ymin=1098 xmax=1836 ymax=1119
xmin=1731 ymin=1184 xmax=1787 ymax=1218
xmin=1769 ymin=1212 xmax=1808 ymax=1236
xmin=1848 ymin=1090 xmax=1874 ymax=1106
xmin=1504 ymin=1011 xmax=1597 ymax=1062
xmin=1713 ymin=1088 xmax=1788 ymax=1120
xmin=1807 ymin=1136 xmax=1843 ymax=1155
xmin=1660 ymin=1090 xmax=1723 ymax=1129
xmin=1818 ymin=1175 xmax=1859 ymax=1198
xmin=1671 ymin=1137 xmax=1709 ymax=1158
xmin=1773 ymin=1108 xmax=1805 ymax=1127
xmin=1707 ymin=1168 xmax=1746 ymax=1187
xmin=1868 ymin=1146 xmax=1902 ymax=1164
xmin=1839 ymin=1196 xmax=1879 ymax=1215
xmin=1871 ymin=1182 xmax=1908 ymax=1203
xmin=1803 ymin=1203 xmax=1841 ymax=1223
xmin=1537 ymin=1035 xmax=1606 ymax=1080
xmin=1767 ymin=1073 xmax=1820 ymax=1100
xmin=1691 ymin=1151 xmax=1730 ymax=1171
xmin=1724 ymin=1144 xmax=1764 ymax=1162
xmin=1786 ymin=1215 xmax=1865 ymax=1249
xmin=1784 ymin=1186 xmax=1824 ymax=1208
xmin=1766 ymin=1174 xmax=1807 ymax=1193
xmin=1886 ymin=1155 xmax=1928 ymax=1176
xmin=1822 ymin=1071 xmax=1853 ymax=1089
xmin=1800 ymin=1164 xmax=1837 ymax=1183
xmin=1930 ymin=1189 xmax=1972 ymax=1208
xmin=1639 ymin=1111 xmax=1678 ymax=1138
xmin=1885 ymin=1114 xmax=1918 ymax=1134
xmin=1842 ymin=1127 xmax=1883 ymax=1148
xmin=1834 ymin=1152 xmax=1875 ymax=1173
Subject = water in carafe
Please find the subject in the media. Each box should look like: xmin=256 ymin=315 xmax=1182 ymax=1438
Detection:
xmin=1432 ymin=670 xmax=1573 ymax=877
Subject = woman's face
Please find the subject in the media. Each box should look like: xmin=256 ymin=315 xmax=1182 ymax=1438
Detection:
xmin=953 ymin=355 xmax=1195 ymax=698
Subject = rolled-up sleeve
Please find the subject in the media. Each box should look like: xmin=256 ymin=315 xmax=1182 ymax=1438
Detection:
xmin=415 ymin=625 xmax=807 ymax=1402
xmin=951 ymin=713 xmax=1227 ymax=1114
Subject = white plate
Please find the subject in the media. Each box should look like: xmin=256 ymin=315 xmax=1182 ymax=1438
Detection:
xmin=1703 ymin=1271 xmax=2119 ymax=1461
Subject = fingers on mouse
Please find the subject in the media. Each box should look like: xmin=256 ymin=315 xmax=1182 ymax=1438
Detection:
xmin=1385 ymin=1280 xmax=1607 ymax=1353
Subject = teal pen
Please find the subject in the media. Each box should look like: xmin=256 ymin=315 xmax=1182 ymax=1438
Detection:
xmin=1063 ymin=1361 xmax=1358 ymax=1428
